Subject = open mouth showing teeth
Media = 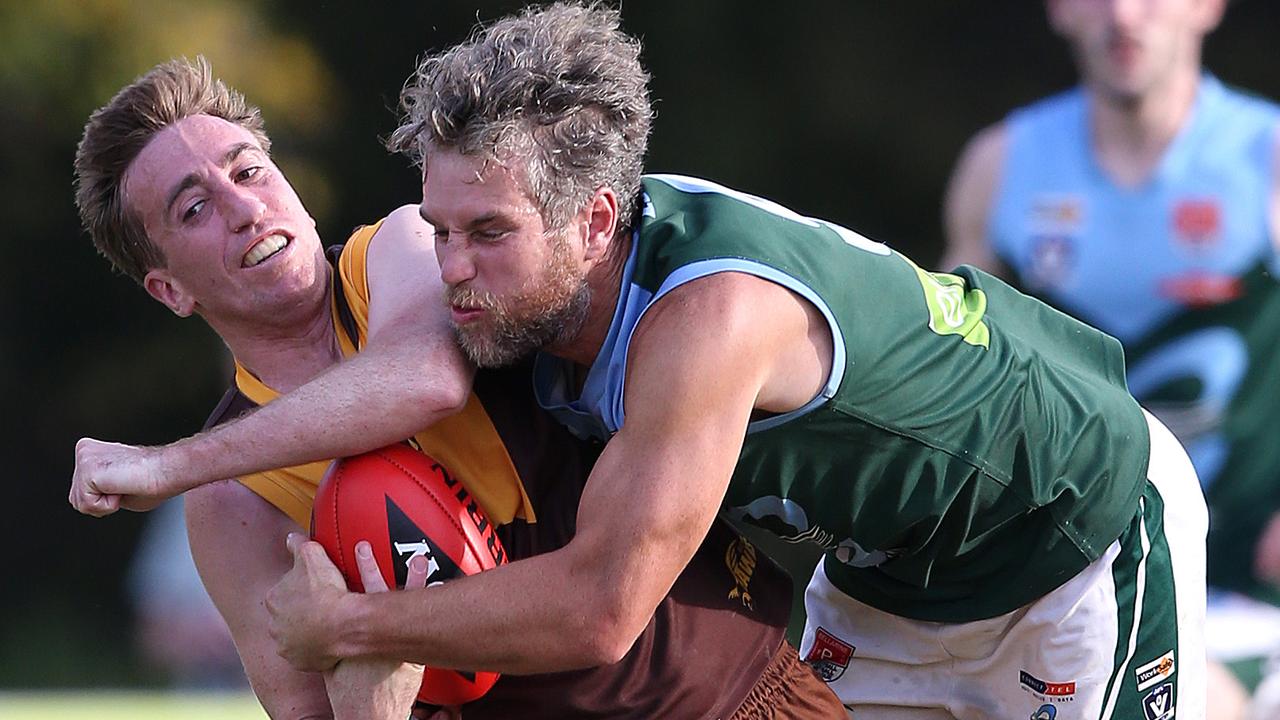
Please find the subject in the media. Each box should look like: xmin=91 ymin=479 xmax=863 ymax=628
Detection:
xmin=243 ymin=234 xmax=289 ymax=267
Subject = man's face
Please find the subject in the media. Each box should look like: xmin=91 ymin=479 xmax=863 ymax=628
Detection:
xmin=1049 ymin=0 xmax=1221 ymax=103
xmin=124 ymin=114 xmax=327 ymax=326
xmin=420 ymin=149 xmax=591 ymax=368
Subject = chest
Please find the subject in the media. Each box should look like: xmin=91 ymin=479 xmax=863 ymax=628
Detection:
xmin=995 ymin=165 xmax=1272 ymax=343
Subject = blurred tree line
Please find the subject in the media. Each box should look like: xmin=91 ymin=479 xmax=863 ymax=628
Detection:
xmin=3 ymin=0 xmax=1277 ymax=688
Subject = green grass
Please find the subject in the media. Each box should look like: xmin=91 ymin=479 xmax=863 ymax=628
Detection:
xmin=0 ymin=691 xmax=267 ymax=719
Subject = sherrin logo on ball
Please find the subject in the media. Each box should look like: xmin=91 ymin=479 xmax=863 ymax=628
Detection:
xmin=311 ymin=443 xmax=506 ymax=706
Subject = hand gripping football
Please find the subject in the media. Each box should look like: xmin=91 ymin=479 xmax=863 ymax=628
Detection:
xmin=311 ymin=443 xmax=506 ymax=705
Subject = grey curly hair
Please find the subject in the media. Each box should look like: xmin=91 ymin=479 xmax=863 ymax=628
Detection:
xmin=387 ymin=2 xmax=652 ymax=233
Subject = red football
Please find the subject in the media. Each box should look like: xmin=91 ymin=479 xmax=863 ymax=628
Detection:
xmin=311 ymin=443 xmax=506 ymax=706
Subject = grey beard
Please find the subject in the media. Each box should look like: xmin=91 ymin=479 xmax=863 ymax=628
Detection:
xmin=455 ymin=281 xmax=592 ymax=368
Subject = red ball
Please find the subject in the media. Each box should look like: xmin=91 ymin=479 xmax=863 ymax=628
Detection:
xmin=311 ymin=443 xmax=506 ymax=706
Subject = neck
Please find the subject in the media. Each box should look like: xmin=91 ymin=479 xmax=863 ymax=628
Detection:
xmin=1088 ymin=64 xmax=1202 ymax=187
xmin=546 ymin=231 xmax=631 ymax=368
xmin=208 ymin=280 xmax=341 ymax=393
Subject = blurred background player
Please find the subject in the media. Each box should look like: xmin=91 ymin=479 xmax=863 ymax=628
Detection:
xmin=127 ymin=497 xmax=246 ymax=690
xmin=943 ymin=0 xmax=1280 ymax=717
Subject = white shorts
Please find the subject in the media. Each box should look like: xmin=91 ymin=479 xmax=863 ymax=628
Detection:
xmin=1205 ymin=589 xmax=1280 ymax=664
xmin=798 ymin=410 xmax=1207 ymax=720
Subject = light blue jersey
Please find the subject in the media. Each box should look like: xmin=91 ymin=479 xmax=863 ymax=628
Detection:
xmin=989 ymin=75 xmax=1280 ymax=599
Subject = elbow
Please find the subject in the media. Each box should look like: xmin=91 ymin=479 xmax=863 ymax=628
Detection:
xmin=592 ymin=631 xmax=641 ymax=667
xmin=575 ymin=592 xmax=649 ymax=666
xmin=419 ymin=377 xmax=470 ymax=416
xmin=403 ymin=368 xmax=471 ymax=421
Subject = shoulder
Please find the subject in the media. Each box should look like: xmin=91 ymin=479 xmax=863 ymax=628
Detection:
xmin=650 ymin=272 xmax=776 ymax=320
xmin=634 ymin=272 xmax=803 ymax=357
xmin=366 ymin=204 xmax=437 ymax=270
xmin=337 ymin=204 xmax=429 ymax=270
xmin=1212 ymin=77 xmax=1280 ymax=117
xmin=953 ymin=122 xmax=1009 ymax=185
xmin=371 ymin=204 xmax=432 ymax=242
xmin=944 ymin=122 xmax=1009 ymax=231
xmin=356 ymin=204 xmax=447 ymax=323
xmin=1198 ymin=81 xmax=1280 ymax=152
xmin=947 ymin=89 xmax=1085 ymax=200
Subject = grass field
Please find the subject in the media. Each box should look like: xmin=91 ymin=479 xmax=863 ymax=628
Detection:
xmin=0 ymin=691 xmax=267 ymax=719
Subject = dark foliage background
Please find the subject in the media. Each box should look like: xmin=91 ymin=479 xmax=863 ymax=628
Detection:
xmin=4 ymin=0 xmax=1276 ymax=686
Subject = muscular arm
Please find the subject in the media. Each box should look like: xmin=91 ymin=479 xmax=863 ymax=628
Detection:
xmin=71 ymin=206 xmax=473 ymax=515
xmin=941 ymin=122 xmax=1008 ymax=275
xmin=268 ymin=273 xmax=818 ymax=674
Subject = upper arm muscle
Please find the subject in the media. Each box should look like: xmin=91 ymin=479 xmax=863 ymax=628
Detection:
xmin=364 ymin=205 xmax=452 ymax=343
xmin=567 ymin=274 xmax=803 ymax=637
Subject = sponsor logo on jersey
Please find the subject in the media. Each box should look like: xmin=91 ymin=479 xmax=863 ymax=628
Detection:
xmin=1135 ymin=651 xmax=1176 ymax=692
xmin=1027 ymin=235 xmax=1075 ymax=290
xmin=1143 ymin=682 xmax=1175 ymax=720
xmin=1031 ymin=704 xmax=1057 ymax=720
xmin=1157 ymin=273 xmax=1242 ymax=306
xmin=1029 ymin=195 xmax=1084 ymax=234
xmin=1019 ymin=670 xmax=1076 ymax=702
xmin=724 ymin=536 xmax=756 ymax=609
xmin=804 ymin=627 xmax=854 ymax=683
xmin=727 ymin=497 xmax=901 ymax=568
xmin=1172 ymin=198 xmax=1221 ymax=249
xmin=910 ymin=266 xmax=991 ymax=349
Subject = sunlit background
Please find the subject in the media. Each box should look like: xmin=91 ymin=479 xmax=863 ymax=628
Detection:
xmin=4 ymin=0 xmax=1277 ymax=714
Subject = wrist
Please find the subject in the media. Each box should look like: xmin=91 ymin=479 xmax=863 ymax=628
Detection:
xmin=331 ymin=590 xmax=376 ymax=661
xmin=157 ymin=436 xmax=200 ymax=493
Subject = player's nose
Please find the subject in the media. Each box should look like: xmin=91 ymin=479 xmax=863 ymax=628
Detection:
xmin=438 ymin=243 xmax=477 ymax=285
xmin=224 ymin=185 xmax=268 ymax=234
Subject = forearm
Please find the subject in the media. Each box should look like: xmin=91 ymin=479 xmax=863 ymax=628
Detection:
xmin=164 ymin=339 xmax=473 ymax=491
xmin=323 ymin=416 xmax=735 ymax=675
xmin=332 ymin=545 xmax=653 ymax=675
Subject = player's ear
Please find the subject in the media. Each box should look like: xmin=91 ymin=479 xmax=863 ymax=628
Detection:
xmin=582 ymin=186 xmax=619 ymax=263
xmin=143 ymin=268 xmax=196 ymax=317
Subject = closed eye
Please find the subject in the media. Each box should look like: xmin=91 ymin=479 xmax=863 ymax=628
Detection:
xmin=473 ymin=229 xmax=508 ymax=243
xmin=182 ymin=199 xmax=206 ymax=223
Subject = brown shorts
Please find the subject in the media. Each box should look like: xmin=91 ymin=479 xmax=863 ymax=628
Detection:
xmin=411 ymin=641 xmax=847 ymax=720
xmin=730 ymin=640 xmax=848 ymax=719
